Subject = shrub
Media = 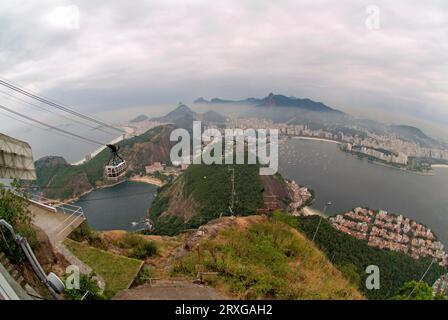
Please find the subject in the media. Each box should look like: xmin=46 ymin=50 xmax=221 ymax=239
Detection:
xmin=133 ymin=265 xmax=152 ymax=286
xmin=0 ymin=182 xmax=36 ymax=262
xmin=69 ymin=222 xmax=107 ymax=250
xmin=272 ymin=210 xmax=298 ymax=229
xmin=391 ymin=281 xmax=436 ymax=300
xmin=64 ymin=273 xmax=104 ymax=300
xmin=131 ymin=240 xmax=158 ymax=259
xmin=119 ymin=233 xmax=143 ymax=249
xmin=69 ymin=221 xmax=93 ymax=242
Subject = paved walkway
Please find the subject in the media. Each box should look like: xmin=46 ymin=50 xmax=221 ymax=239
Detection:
xmin=29 ymin=201 xmax=107 ymax=291
xmin=114 ymin=280 xmax=228 ymax=300
xmin=30 ymin=202 xmax=85 ymax=244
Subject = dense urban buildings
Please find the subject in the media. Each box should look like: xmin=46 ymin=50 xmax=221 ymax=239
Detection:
xmin=330 ymin=207 xmax=448 ymax=267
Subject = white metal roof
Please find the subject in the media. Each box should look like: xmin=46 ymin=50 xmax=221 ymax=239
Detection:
xmin=0 ymin=133 xmax=36 ymax=180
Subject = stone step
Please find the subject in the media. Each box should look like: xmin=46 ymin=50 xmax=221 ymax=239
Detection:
xmin=17 ymin=275 xmax=25 ymax=286
xmin=0 ymin=252 xmax=8 ymax=264
xmin=11 ymin=269 xmax=19 ymax=279
xmin=6 ymin=263 xmax=14 ymax=273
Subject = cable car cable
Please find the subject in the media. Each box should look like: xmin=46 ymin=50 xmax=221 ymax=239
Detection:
xmin=0 ymin=78 xmax=124 ymax=134
xmin=0 ymin=103 xmax=105 ymax=146
xmin=0 ymin=109 xmax=98 ymax=147
xmin=0 ymin=89 xmax=119 ymax=136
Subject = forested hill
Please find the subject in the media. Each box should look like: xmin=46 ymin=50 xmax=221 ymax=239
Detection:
xmin=34 ymin=124 xmax=175 ymax=200
xmin=148 ymin=163 xmax=293 ymax=235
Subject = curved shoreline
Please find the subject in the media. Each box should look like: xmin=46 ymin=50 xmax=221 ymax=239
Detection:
xmin=65 ymin=176 xmax=163 ymax=204
xmin=432 ymin=164 xmax=448 ymax=169
xmin=291 ymin=136 xmax=341 ymax=145
xmin=302 ymin=206 xmax=327 ymax=217
xmin=128 ymin=176 xmax=165 ymax=187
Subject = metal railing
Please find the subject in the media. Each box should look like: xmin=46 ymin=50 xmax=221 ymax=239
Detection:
xmin=4 ymin=187 xmax=86 ymax=238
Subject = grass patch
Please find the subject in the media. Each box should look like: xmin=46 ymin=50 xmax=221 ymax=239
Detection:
xmin=64 ymin=239 xmax=143 ymax=299
xmin=173 ymin=219 xmax=362 ymax=300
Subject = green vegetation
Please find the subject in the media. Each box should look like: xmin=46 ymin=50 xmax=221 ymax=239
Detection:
xmin=173 ymin=218 xmax=362 ymax=299
xmin=0 ymin=182 xmax=36 ymax=263
xmin=295 ymin=215 xmax=447 ymax=300
xmin=35 ymin=125 xmax=172 ymax=200
xmin=116 ymin=233 xmax=158 ymax=259
xmin=149 ymin=163 xmax=264 ymax=235
xmin=272 ymin=210 xmax=298 ymax=228
xmin=64 ymin=239 xmax=143 ymax=298
xmin=68 ymin=221 xmax=108 ymax=250
xmin=391 ymin=280 xmax=446 ymax=300
xmin=183 ymin=164 xmax=263 ymax=219
xmin=64 ymin=273 xmax=104 ymax=300
xmin=133 ymin=265 xmax=153 ymax=287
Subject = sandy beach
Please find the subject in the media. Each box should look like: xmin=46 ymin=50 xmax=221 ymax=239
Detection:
xmin=292 ymin=136 xmax=341 ymax=145
xmin=432 ymin=164 xmax=448 ymax=169
xmin=302 ymin=206 xmax=327 ymax=217
xmin=129 ymin=175 xmax=165 ymax=187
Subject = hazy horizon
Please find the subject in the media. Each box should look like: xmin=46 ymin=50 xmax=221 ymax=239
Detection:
xmin=1 ymin=0 xmax=447 ymax=141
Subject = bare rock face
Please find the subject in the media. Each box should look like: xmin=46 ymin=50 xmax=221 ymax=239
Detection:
xmin=122 ymin=126 xmax=175 ymax=173
xmin=35 ymin=156 xmax=68 ymax=169
xmin=32 ymin=225 xmax=60 ymax=272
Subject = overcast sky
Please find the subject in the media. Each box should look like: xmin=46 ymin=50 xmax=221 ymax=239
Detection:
xmin=1 ymin=0 xmax=447 ymax=135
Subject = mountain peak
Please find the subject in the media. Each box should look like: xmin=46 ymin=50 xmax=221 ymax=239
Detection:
xmin=192 ymin=93 xmax=344 ymax=114
xmin=173 ymin=103 xmax=194 ymax=113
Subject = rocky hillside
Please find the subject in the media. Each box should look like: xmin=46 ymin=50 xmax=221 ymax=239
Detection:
xmin=34 ymin=125 xmax=175 ymax=200
xmin=172 ymin=215 xmax=364 ymax=299
xmin=148 ymin=163 xmax=293 ymax=235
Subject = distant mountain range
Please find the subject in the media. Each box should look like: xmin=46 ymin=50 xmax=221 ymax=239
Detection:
xmin=195 ymin=93 xmax=443 ymax=148
xmin=195 ymin=93 xmax=344 ymax=114
xmin=128 ymin=104 xmax=227 ymax=130
xmin=150 ymin=104 xmax=227 ymax=129
xmin=129 ymin=114 xmax=149 ymax=123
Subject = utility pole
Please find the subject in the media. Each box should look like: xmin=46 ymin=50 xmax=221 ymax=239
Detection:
xmin=228 ymin=167 xmax=236 ymax=215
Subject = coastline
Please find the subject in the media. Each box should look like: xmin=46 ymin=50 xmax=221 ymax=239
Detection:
xmin=342 ymin=150 xmax=436 ymax=176
xmin=64 ymin=180 xmax=126 ymax=203
xmin=365 ymin=159 xmax=435 ymax=176
xmin=432 ymin=164 xmax=448 ymax=169
xmin=65 ymin=176 xmax=163 ymax=204
xmin=128 ymin=176 xmax=165 ymax=187
xmin=291 ymin=136 xmax=341 ymax=145
xmin=302 ymin=206 xmax=327 ymax=217
xmin=289 ymin=135 xmax=442 ymax=176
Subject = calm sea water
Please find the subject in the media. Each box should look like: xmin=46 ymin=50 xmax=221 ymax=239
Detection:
xmin=73 ymin=181 xmax=158 ymax=231
xmin=279 ymin=138 xmax=448 ymax=245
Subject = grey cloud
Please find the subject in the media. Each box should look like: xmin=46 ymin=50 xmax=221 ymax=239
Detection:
xmin=0 ymin=0 xmax=447 ymax=131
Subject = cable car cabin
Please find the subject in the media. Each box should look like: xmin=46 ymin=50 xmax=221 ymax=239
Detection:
xmin=105 ymin=160 xmax=127 ymax=180
xmin=105 ymin=144 xmax=127 ymax=181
